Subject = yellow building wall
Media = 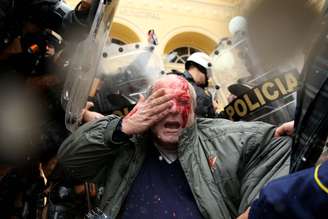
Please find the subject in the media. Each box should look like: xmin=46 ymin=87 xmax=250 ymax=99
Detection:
xmin=65 ymin=0 xmax=241 ymax=55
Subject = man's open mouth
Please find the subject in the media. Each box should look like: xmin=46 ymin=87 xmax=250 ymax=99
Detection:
xmin=164 ymin=121 xmax=181 ymax=129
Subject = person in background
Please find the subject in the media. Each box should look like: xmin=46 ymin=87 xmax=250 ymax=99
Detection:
xmin=171 ymin=52 xmax=216 ymax=118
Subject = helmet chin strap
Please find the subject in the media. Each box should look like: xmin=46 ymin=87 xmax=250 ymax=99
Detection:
xmin=197 ymin=72 xmax=208 ymax=89
xmin=203 ymin=73 xmax=209 ymax=88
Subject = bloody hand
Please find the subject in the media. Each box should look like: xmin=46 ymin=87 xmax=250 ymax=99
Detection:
xmin=121 ymin=89 xmax=174 ymax=135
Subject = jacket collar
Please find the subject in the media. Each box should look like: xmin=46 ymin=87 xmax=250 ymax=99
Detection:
xmin=178 ymin=120 xmax=198 ymax=155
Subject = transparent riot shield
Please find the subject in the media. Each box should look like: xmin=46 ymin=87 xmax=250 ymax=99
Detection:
xmin=62 ymin=0 xmax=119 ymax=132
xmin=94 ymin=43 xmax=165 ymax=116
xmin=222 ymin=69 xmax=298 ymax=125
xmin=210 ymin=24 xmax=298 ymax=125
xmin=210 ymin=32 xmax=258 ymax=110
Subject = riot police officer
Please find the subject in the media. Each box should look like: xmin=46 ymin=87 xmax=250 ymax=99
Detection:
xmin=174 ymin=52 xmax=216 ymax=118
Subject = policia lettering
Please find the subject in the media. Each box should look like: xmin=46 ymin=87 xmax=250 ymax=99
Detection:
xmin=224 ymin=71 xmax=298 ymax=121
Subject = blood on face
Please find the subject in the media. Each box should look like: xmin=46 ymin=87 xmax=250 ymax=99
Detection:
xmin=154 ymin=76 xmax=192 ymax=127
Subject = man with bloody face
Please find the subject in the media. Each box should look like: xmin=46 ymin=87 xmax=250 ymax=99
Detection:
xmin=58 ymin=74 xmax=292 ymax=219
xmin=122 ymin=75 xmax=194 ymax=148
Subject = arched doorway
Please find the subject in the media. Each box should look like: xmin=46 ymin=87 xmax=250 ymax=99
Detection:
xmin=163 ymin=32 xmax=216 ymax=71
xmin=110 ymin=22 xmax=141 ymax=44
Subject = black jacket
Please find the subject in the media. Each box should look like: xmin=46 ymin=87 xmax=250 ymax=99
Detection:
xmin=291 ymin=20 xmax=328 ymax=172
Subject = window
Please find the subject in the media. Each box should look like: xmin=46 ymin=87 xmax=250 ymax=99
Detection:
xmin=168 ymin=47 xmax=200 ymax=64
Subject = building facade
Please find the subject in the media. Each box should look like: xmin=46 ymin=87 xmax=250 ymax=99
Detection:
xmin=66 ymin=0 xmax=241 ymax=71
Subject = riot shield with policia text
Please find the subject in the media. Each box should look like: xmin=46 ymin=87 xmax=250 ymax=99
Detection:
xmin=210 ymin=15 xmax=299 ymax=126
xmin=92 ymin=42 xmax=165 ymax=117
xmin=223 ymin=69 xmax=298 ymax=125
xmin=210 ymin=40 xmax=298 ymax=126
xmin=62 ymin=0 xmax=119 ymax=132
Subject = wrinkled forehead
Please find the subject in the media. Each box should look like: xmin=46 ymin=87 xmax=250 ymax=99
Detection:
xmin=153 ymin=75 xmax=190 ymax=93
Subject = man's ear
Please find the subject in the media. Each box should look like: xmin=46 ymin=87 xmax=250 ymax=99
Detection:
xmin=186 ymin=110 xmax=195 ymax=128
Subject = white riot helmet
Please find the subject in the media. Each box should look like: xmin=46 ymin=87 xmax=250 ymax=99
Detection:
xmin=185 ymin=52 xmax=212 ymax=72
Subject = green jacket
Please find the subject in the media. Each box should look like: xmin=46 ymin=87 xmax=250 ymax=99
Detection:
xmin=58 ymin=115 xmax=292 ymax=219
